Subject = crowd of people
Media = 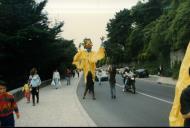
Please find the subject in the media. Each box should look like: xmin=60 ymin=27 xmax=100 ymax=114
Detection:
xmin=0 ymin=66 xmax=81 ymax=127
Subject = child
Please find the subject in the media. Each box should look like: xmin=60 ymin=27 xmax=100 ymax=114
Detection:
xmin=22 ymin=82 xmax=31 ymax=103
xmin=0 ymin=80 xmax=20 ymax=127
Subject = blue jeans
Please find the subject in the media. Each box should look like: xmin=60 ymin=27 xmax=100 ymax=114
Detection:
xmin=0 ymin=114 xmax=15 ymax=127
xmin=98 ymin=77 xmax=101 ymax=85
xmin=66 ymin=77 xmax=70 ymax=85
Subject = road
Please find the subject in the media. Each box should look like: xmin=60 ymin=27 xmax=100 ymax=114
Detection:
xmin=77 ymin=74 xmax=175 ymax=127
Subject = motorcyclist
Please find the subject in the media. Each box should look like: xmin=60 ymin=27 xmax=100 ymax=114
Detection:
xmin=123 ymin=68 xmax=134 ymax=91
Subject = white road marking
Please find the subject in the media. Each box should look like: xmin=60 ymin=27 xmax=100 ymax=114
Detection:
xmin=116 ymin=83 xmax=173 ymax=105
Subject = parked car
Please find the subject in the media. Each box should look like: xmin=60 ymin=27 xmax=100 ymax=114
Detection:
xmin=95 ymin=70 xmax=109 ymax=81
xmin=134 ymin=69 xmax=149 ymax=78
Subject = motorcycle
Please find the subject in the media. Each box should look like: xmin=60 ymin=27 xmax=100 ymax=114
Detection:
xmin=124 ymin=75 xmax=136 ymax=94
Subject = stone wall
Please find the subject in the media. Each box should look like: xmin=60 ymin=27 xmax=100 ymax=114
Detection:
xmin=170 ymin=49 xmax=185 ymax=68
xmin=9 ymin=80 xmax=51 ymax=102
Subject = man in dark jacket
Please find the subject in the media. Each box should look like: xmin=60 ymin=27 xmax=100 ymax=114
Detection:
xmin=108 ymin=65 xmax=117 ymax=99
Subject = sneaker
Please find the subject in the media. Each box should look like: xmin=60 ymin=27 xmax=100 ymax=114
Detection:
xmin=33 ymin=104 xmax=35 ymax=106
xmin=83 ymin=97 xmax=85 ymax=99
xmin=93 ymin=97 xmax=96 ymax=100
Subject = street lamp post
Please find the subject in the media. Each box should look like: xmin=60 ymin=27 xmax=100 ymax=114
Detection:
xmin=100 ymin=36 xmax=105 ymax=43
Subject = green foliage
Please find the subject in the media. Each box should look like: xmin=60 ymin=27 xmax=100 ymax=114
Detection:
xmin=105 ymin=0 xmax=190 ymax=77
xmin=0 ymin=0 xmax=77 ymax=89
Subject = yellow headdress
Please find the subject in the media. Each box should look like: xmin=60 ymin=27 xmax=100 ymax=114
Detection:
xmin=83 ymin=38 xmax=93 ymax=49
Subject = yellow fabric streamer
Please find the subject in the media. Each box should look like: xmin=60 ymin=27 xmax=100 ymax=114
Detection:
xmin=169 ymin=42 xmax=190 ymax=126
xmin=72 ymin=47 xmax=105 ymax=83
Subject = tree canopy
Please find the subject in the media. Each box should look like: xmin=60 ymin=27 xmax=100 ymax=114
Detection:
xmin=105 ymin=0 xmax=190 ymax=76
xmin=0 ymin=0 xmax=77 ymax=90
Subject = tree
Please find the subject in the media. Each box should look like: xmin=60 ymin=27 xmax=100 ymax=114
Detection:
xmin=0 ymin=0 xmax=77 ymax=89
xmin=106 ymin=9 xmax=133 ymax=63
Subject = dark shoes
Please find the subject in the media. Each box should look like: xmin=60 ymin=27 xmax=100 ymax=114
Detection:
xmin=93 ymin=97 xmax=96 ymax=100
xmin=111 ymin=96 xmax=116 ymax=99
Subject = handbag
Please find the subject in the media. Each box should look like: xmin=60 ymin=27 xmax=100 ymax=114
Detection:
xmin=51 ymin=80 xmax=55 ymax=86
xmin=58 ymin=81 xmax=62 ymax=86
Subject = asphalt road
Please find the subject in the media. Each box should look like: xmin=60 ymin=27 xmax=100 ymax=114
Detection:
xmin=77 ymin=74 xmax=175 ymax=127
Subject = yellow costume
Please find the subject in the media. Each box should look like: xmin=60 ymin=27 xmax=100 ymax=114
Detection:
xmin=22 ymin=83 xmax=30 ymax=92
xmin=169 ymin=42 xmax=190 ymax=126
xmin=72 ymin=38 xmax=105 ymax=83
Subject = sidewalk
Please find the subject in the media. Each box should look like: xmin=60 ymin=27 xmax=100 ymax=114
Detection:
xmin=15 ymin=73 xmax=96 ymax=127
xmin=156 ymin=76 xmax=177 ymax=86
xmin=138 ymin=75 xmax=177 ymax=86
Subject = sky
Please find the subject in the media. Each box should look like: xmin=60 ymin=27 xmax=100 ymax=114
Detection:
xmin=43 ymin=0 xmax=142 ymax=50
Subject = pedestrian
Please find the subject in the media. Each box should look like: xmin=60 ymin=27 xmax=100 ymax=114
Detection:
xmin=65 ymin=68 xmax=71 ymax=85
xmin=76 ymin=69 xmax=80 ymax=78
xmin=108 ymin=64 xmax=117 ymax=99
xmin=169 ymin=42 xmax=190 ymax=126
xmin=72 ymin=69 xmax=75 ymax=78
xmin=97 ymin=69 xmax=102 ymax=85
xmin=180 ymin=85 xmax=190 ymax=127
xmin=29 ymin=68 xmax=41 ymax=106
xmin=52 ymin=69 xmax=61 ymax=89
xmin=158 ymin=65 xmax=163 ymax=76
xmin=0 ymin=80 xmax=20 ymax=127
xmin=83 ymin=71 xmax=96 ymax=100
xmin=22 ymin=81 xmax=31 ymax=103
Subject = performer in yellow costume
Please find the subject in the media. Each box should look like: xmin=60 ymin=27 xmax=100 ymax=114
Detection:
xmin=169 ymin=42 xmax=190 ymax=126
xmin=72 ymin=38 xmax=105 ymax=83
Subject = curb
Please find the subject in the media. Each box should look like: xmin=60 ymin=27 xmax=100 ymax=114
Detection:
xmin=137 ymin=75 xmax=177 ymax=86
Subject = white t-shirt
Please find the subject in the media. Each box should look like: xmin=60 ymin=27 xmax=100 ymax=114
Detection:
xmin=53 ymin=71 xmax=60 ymax=79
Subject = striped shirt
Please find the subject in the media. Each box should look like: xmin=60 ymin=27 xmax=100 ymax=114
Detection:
xmin=0 ymin=92 xmax=19 ymax=117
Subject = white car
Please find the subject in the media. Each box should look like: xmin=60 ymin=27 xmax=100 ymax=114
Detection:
xmin=95 ymin=70 xmax=109 ymax=81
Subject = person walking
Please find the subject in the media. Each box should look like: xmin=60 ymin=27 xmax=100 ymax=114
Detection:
xmin=97 ymin=69 xmax=102 ymax=85
xmin=65 ymin=68 xmax=71 ymax=85
xmin=0 ymin=80 xmax=20 ymax=127
xmin=71 ymin=69 xmax=75 ymax=78
xmin=52 ymin=69 xmax=61 ymax=89
xmin=83 ymin=71 xmax=96 ymax=100
xmin=108 ymin=65 xmax=117 ymax=99
xmin=29 ymin=68 xmax=41 ymax=106
xmin=76 ymin=69 xmax=80 ymax=78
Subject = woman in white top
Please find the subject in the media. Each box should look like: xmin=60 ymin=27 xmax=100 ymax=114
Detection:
xmin=29 ymin=67 xmax=41 ymax=106
xmin=52 ymin=69 xmax=61 ymax=89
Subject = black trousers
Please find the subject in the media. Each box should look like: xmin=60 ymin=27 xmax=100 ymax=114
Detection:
xmin=184 ymin=119 xmax=190 ymax=127
xmin=0 ymin=114 xmax=15 ymax=127
xmin=31 ymin=87 xmax=39 ymax=104
xmin=83 ymin=84 xmax=95 ymax=98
